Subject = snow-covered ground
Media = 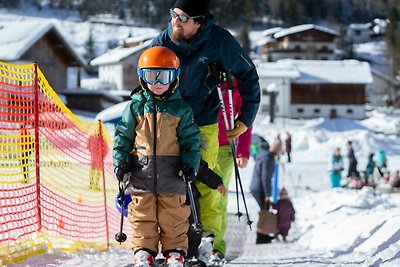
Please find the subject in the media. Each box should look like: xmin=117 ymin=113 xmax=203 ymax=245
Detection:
xmin=2 ymin=4 xmax=399 ymax=267
xmin=7 ymin=108 xmax=400 ymax=267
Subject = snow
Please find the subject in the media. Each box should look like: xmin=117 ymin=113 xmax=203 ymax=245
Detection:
xmin=273 ymin=24 xmax=339 ymax=39
xmin=7 ymin=107 xmax=400 ymax=267
xmin=0 ymin=20 xmax=55 ymax=61
xmin=278 ymin=59 xmax=373 ymax=84
xmin=2 ymin=4 xmax=399 ymax=267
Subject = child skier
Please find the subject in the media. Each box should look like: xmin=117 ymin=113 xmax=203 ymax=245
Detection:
xmin=272 ymin=188 xmax=295 ymax=242
xmin=113 ymin=46 xmax=201 ymax=267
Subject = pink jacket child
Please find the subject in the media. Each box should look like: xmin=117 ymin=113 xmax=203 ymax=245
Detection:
xmin=218 ymin=79 xmax=252 ymax=158
xmin=273 ymin=188 xmax=295 ymax=241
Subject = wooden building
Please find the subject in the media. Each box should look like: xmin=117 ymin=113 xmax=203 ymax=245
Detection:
xmin=256 ymin=24 xmax=338 ymax=62
xmin=0 ymin=20 xmax=87 ymax=91
xmin=257 ymin=59 xmax=373 ymax=119
xmin=90 ymin=33 xmax=158 ymax=93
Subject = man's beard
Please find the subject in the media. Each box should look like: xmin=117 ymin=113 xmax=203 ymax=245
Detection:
xmin=172 ymin=25 xmax=184 ymax=41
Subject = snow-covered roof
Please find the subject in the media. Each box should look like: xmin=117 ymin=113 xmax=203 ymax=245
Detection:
xmin=0 ymin=20 xmax=86 ymax=66
xmin=123 ymin=33 xmax=158 ymax=45
xmin=261 ymin=27 xmax=283 ymax=37
xmin=255 ymin=36 xmax=276 ymax=47
xmin=256 ymin=62 xmax=300 ymax=79
xmin=256 ymin=59 xmax=372 ymax=84
xmin=274 ymin=24 xmax=339 ymax=39
xmin=279 ymin=59 xmax=373 ymax=84
xmin=90 ymin=40 xmax=151 ymax=66
xmin=347 ymin=23 xmax=371 ymax=30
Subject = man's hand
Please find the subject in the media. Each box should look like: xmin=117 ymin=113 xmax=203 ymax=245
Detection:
xmin=216 ymin=184 xmax=227 ymax=196
xmin=182 ymin=166 xmax=197 ymax=183
xmin=237 ymin=157 xmax=248 ymax=168
xmin=115 ymin=164 xmax=129 ymax=182
xmin=226 ymin=120 xmax=247 ymax=140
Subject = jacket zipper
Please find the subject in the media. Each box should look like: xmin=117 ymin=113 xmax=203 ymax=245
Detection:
xmin=152 ymin=98 xmax=158 ymax=193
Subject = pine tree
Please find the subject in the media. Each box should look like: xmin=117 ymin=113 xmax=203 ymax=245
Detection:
xmin=238 ymin=25 xmax=251 ymax=53
xmin=85 ymin=26 xmax=96 ymax=63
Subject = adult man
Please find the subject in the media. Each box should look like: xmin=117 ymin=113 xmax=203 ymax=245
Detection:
xmin=151 ymin=0 xmax=260 ymax=264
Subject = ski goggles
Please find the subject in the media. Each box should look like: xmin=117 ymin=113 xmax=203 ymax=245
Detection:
xmin=169 ymin=9 xmax=205 ymax=23
xmin=138 ymin=68 xmax=180 ymax=86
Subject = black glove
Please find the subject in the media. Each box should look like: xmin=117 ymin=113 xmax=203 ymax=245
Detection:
xmin=115 ymin=164 xmax=129 ymax=182
xmin=182 ymin=165 xmax=197 ymax=183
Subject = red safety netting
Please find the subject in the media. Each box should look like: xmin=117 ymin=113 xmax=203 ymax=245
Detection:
xmin=0 ymin=62 xmax=132 ymax=265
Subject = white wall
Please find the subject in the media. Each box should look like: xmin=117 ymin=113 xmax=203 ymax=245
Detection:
xmin=290 ymin=104 xmax=365 ymax=119
xmin=258 ymin=77 xmax=291 ymax=117
xmin=98 ymin=64 xmax=123 ymax=90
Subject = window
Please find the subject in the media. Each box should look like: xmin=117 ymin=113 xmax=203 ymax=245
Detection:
xmin=297 ymin=108 xmax=304 ymax=113
xmin=347 ymin=109 xmax=353 ymax=114
xmin=314 ymin=108 xmax=320 ymax=113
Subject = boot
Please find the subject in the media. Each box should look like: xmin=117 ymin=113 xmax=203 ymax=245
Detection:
xmin=184 ymin=257 xmax=207 ymax=267
xmin=197 ymin=234 xmax=214 ymax=263
xmin=256 ymin=232 xmax=272 ymax=244
xmin=133 ymin=250 xmax=154 ymax=267
xmin=165 ymin=251 xmax=185 ymax=267
xmin=209 ymin=250 xmax=227 ymax=266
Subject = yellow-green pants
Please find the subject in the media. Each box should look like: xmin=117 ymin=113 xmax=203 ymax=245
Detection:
xmin=196 ymin=124 xmax=221 ymax=234
xmin=212 ymin=145 xmax=234 ymax=256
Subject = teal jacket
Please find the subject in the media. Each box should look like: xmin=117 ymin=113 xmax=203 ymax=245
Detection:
xmin=113 ymin=86 xmax=201 ymax=195
xmin=151 ymin=14 xmax=260 ymax=127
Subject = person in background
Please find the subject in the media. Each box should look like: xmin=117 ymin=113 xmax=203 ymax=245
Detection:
xmin=152 ymin=0 xmax=260 ymax=264
xmin=250 ymin=134 xmax=262 ymax=159
xmin=250 ymin=136 xmax=282 ymax=244
xmin=390 ymin=170 xmax=400 ymax=190
xmin=364 ymin=153 xmax=375 ymax=186
xmin=329 ymin=147 xmax=344 ymax=188
xmin=209 ymin=79 xmax=252 ymax=265
xmin=113 ymin=46 xmax=200 ymax=267
xmin=374 ymin=149 xmax=387 ymax=177
xmin=285 ymin=132 xmax=292 ymax=163
xmin=272 ymin=188 xmax=295 ymax=242
xmin=346 ymin=141 xmax=358 ymax=178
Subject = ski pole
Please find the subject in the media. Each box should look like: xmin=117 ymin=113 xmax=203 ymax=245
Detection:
xmin=214 ymin=66 xmax=242 ymax=220
xmin=186 ymin=180 xmax=203 ymax=234
xmin=216 ymin=68 xmax=252 ymax=229
xmin=115 ymin=181 xmax=127 ymax=243
xmin=225 ymin=71 xmax=253 ymax=229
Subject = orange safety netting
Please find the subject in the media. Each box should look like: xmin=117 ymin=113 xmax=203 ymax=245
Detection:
xmin=0 ymin=61 xmax=132 ymax=265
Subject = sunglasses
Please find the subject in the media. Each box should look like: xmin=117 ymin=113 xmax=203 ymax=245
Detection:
xmin=138 ymin=68 xmax=180 ymax=86
xmin=169 ymin=9 xmax=205 ymax=23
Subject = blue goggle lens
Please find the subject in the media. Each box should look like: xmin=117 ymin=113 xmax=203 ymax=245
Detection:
xmin=139 ymin=69 xmax=179 ymax=85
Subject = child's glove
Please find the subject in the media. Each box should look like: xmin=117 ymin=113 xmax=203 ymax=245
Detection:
xmin=182 ymin=166 xmax=197 ymax=183
xmin=114 ymin=164 xmax=129 ymax=182
xmin=226 ymin=120 xmax=247 ymax=140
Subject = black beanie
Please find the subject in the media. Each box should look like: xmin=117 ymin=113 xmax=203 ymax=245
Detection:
xmin=173 ymin=0 xmax=210 ymax=17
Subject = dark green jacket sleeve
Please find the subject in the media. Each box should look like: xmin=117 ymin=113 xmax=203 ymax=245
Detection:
xmin=177 ymin=106 xmax=201 ymax=171
xmin=113 ymin=102 xmax=137 ymax=168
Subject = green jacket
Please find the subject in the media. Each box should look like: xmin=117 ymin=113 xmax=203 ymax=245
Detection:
xmin=113 ymin=86 xmax=201 ymax=195
xmin=151 ymin=14 xmax=260 ymax=127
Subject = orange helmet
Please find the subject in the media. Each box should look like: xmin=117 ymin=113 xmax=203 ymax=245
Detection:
xmin=137 ymin=46 xmax=180 ymax=86
xmin=138 ymin=46 xmax=180 ymax=70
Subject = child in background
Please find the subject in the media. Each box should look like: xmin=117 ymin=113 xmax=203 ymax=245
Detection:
xmin=113 ymin=46 xmax=200 ymax=267
xmin=329 ymin=147 xmax=344 ymax=188
xmin=273 ymin=188 xmax=295 ymax=242
xmin=364 ymin=153 xmax=375 ymax=186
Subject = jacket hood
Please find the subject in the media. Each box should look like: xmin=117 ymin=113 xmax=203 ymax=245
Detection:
xmin=167 ymin=13 xmax=215 ymax=51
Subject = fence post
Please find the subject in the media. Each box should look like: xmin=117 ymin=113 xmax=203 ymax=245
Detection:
xmin=99 ymin=120 xmax=110 ymax=248
xmin=33 ymin=63 xmax=42 ymax=231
